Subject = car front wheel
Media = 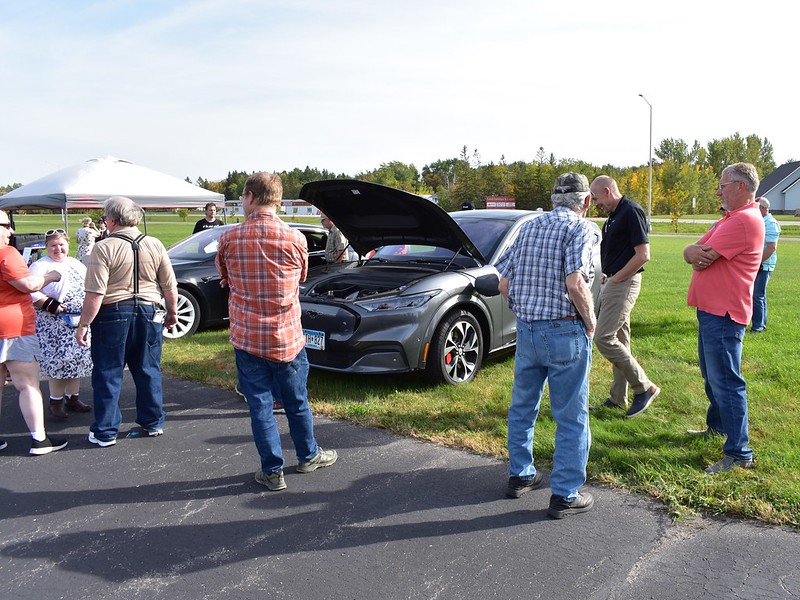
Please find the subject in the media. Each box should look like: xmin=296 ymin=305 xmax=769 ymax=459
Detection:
xmin=426 ymin=310 xmax=484 ymax=385
xmin=163 ymin=288 xmax=201 ymax=340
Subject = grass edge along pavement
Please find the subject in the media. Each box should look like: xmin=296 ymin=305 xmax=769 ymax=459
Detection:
xmin=161 ymin=235 xmax=800 ymax=529
xmin=12 ymin=214 xmax=799 ymax=527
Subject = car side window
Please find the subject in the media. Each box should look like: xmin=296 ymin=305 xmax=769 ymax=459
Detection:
xmin=303 ymin=231 xmax=327 ymax=252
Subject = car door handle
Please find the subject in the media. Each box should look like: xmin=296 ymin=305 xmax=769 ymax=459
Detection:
xmin=200 ymin=276 xmax=219 ymax=283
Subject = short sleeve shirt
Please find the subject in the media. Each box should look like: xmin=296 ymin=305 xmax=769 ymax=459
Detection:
xmin=600 ymin=196 xmax=649 ymax=276
xmin=0 ymin=245 xmax=37 ymax=338
xmin=496 ymin=207 xmax=598 ymax=322
xmin=762 ymin=213 xmax=781 ymax=271
xmin=84 ymin=226 xmax=177 ymax=304
xmin=216 ymin=212 xmax=308 ymax=362
xmin=687 ymin=202 xmax=764 ymax=325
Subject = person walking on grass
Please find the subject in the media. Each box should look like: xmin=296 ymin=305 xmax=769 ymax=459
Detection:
xmin=683 ymin=163 xmax=764 ymax=473
xmin=589 ymin=175 xmax=660 ymax=418
xmin=750 ymin=197 xmax=781 ymax=333
xmin=496 ymin=173 xmax=598 ymax=518
xmin=216 ymin=172 xmax=337 ymax=492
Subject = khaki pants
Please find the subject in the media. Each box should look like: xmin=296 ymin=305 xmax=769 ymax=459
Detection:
xmin=594 ymin=273 xmax=651 ymax=405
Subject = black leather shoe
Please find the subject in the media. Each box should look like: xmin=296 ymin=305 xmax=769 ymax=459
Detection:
xmin=506 ymin=471 xmax=545 ymax=498
xmin=547 ymin=491 xmax=594 ymax=518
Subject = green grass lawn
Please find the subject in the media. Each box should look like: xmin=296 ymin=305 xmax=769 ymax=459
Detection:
xmin=12 ymin=212 xmax=800 ymax=527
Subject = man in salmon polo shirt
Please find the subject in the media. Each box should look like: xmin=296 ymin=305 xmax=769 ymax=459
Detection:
xmin=683 ymin=162 xmax=765 ymax=474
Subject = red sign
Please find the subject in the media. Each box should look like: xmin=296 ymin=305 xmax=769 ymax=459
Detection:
xmin=485 ymin=195 xmax=516 ymax=209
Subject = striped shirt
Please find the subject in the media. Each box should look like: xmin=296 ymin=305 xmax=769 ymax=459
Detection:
xmin=495 ymin=207 xmax=597 ymax=322
xmin=216 ymin=212 xmax=308 ymax=362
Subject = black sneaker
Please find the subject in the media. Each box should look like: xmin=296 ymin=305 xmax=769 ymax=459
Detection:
xmin=547 ymin=491 xmax=594 ymax=519
xmin=626 ymin=385 xmax=660 ymax=418
xmin=30 ymin=436 xmax=68 ymax=456
xmin=506 ymin=471 xmax=545 ymax=498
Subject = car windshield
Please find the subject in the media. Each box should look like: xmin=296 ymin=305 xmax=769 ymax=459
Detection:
xmin=168 ymin=226 xmax=228 ymax=260
xmin=369 ymin=216 xmax=514 ymax=264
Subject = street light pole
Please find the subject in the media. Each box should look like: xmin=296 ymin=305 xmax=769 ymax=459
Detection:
xmin=638 ymin=94 xmax=653 ymax=229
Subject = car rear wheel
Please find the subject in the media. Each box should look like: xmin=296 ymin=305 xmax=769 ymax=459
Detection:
xmin=426 ymin=310 xmax=484 ymax=385
xmin=163 ymin=288 xmax=201 ymax=340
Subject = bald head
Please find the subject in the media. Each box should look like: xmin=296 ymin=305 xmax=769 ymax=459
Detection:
xmin=590 ymin=175 xmax=622 ymax=213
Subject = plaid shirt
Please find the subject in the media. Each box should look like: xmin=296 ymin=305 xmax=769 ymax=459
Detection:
xmin=216 ymin=212 xmax=308 ymax=362
xmin=495 ymin=207 xmax=597 ymax=322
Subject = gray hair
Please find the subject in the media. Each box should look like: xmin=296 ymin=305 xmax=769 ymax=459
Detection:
xmin=104 ymin=196 xmax=144 ymax=227
xmin=552 ymin=191 xmax=588 ymax=211
xmin=722 ymin=163 xmax=760 ymax=193
xmin=758 ymin=196 xmax=770 ymax=209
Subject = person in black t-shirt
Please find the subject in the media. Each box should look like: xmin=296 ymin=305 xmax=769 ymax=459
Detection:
xmin=193 ymin=203 xmax=224 ymax=234
xmin=589 ymin=176 xmax=660 ymax=418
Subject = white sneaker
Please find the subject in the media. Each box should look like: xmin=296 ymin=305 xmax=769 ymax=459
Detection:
xmin=88 ymin=431 xmax=117 ymax=447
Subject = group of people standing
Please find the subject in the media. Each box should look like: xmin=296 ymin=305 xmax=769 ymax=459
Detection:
xmin=0 ymin=165 xmax=779 ymax=520
xmin=497 ymin=162 xmax=770 ymax=518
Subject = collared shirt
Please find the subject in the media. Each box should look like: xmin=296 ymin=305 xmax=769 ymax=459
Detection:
xmin=216 ymin=211 xmax=308 ymax=362
xmin=761 ymin=213 xmax=781 ymax=271
xmin=496 ymin=206 xmax=597 ymax=322
xmin=687 ymin=202 xmax=764 ymax=325
xmin=600 ymin=195 xmax=648 ymax=276
xmin=324 ymin=225 xmax=348 ymax=263
xmin=84 ymin=226 xmax=177 ymax=304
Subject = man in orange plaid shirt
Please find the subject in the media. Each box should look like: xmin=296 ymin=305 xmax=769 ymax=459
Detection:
xmin=217 ymin=172 xmax=337 ymax=492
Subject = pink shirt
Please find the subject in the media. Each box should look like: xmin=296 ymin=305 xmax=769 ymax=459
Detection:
xmin=687 ymin=202 xmax=765 ymax=325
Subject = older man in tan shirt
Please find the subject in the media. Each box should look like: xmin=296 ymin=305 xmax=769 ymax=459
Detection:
xmin=76 ymin=196 xmax=177 ymax=447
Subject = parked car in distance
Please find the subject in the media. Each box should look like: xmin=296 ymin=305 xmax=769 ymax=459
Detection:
xmin=297 ymin=179 xmax=602 ymax=385
xmin=164 ymin=221 xmax=328 ymax=339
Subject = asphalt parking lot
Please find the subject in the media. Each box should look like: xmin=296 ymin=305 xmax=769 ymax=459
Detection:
xmin=1 ymin=374 xmax=799 ymax=600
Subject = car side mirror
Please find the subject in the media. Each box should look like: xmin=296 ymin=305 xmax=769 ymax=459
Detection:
xmin=474 ymin=273 xmax=500 ymax=297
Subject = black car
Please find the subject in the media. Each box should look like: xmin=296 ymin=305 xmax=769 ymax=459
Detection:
xmin=297 ymin=180 xmax=602 ymax=385
xmin=164 ymin=222 xmax=328 ymax=339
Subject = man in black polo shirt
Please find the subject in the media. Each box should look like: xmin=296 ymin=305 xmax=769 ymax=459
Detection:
xmin=589 ymin=176 xmax=660 ymax=417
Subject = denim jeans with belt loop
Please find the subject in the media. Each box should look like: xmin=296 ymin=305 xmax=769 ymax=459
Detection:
xmin=507 ymin=317 xmax=592 ymax=501
xmin=697 ymin=309 xmax=753 ymax=461
xmin=89 ymin=300 xmax=166 ymax=441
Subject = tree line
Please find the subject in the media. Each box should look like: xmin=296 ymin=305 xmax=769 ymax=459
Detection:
xmin=3 ymin=132 xmax=784 ymax=218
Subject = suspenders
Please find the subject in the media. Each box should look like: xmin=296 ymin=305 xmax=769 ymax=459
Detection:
xmin=109 ymin=232 xmax=147 ymax=296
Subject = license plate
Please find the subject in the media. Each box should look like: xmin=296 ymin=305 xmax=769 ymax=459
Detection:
xmin=303 ymin=328 xmax=326 ymax=351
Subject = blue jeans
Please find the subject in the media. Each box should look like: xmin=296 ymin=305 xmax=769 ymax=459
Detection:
xmin=507 ymin=318 xmax=592 ymax=500
xmin=697 ymin=310 xmax=752 ymax=460
xmin=90 ymin=302 xmax=166 ymax=441
xmin=234 ymin=347 xmax=319 ymax=474
xmin=751 ymin=269 xmax=772 ymax=331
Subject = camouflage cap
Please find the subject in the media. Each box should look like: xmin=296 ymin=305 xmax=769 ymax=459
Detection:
xmin=552 ymin=172 xmax=590 ymax=194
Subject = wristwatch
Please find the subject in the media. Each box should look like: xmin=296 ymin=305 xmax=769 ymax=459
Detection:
xmin=77 ymin=323 xmax=91 ymax=329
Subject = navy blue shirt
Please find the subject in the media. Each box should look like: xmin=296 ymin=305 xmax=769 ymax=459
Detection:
xmin=600 ymin=196 xmax=648 ymax=276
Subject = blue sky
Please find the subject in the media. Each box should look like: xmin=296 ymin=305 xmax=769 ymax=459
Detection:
xmin=1 ymin=0 xmax=796 ymax=185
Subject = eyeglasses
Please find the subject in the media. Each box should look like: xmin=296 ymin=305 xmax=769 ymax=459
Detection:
xmin=717 ymin=181 xmax=740 ymax=191
xmin=45 ymin=228 xmax=67 ymax=236
xmin=0 ymin=223 xmax=12 ymax=229
xmin=239 ymin=190 xmax=250 ymax=202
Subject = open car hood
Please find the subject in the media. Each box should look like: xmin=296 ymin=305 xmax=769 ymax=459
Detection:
xmin=299 ymin=179 xmax=485 ymax=262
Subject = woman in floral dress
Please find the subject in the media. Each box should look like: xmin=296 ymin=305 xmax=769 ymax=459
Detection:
xmin=29 ymin=230 xmax=93 ymax=419
xmin=75 ymin=217 xmax=100 ymax=265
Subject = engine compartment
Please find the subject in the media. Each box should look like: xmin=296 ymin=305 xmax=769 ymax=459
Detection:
xmin=305 ymin=269 xmax=427 ymax=301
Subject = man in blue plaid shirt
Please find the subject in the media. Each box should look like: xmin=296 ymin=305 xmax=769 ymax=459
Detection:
xmin=496 ymin=172 xmax=598 ymax=519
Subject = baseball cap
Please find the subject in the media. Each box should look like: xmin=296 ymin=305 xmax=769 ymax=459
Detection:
xmin=553 ymin=172 xmax=590 ymax=194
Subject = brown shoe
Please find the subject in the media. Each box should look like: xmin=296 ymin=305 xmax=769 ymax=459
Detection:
xmin=49 ymin=399 xmax=69 ymax=420
xmin=65 ymin=394 xmax=91 ymax=413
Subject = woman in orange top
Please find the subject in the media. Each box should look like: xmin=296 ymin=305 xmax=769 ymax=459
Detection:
xmin=0 ymin=210 xmax=68 ymax=455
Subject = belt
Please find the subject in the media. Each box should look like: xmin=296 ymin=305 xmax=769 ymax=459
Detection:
xmin=104 ymin=299 xmax=156 ymax=307
xmin=559 ymin=316 xmax=578 ymax=320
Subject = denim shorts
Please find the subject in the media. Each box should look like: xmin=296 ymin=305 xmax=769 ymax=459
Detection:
xmin=0 ymin=334 xmax=42 ymax=364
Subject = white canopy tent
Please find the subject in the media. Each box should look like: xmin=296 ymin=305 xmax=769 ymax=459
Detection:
xmin=0 ymin=156 xmax=225 ymax=232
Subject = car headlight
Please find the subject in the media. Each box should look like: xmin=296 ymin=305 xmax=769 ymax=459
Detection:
xmin=354 ymin=290 xmax=442 ymax=312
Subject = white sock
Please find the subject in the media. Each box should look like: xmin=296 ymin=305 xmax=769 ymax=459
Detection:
xmin=31 ymin=431 xmax=46 ymax=442
xmin=50 ymin=396 xmax=62 ymax=402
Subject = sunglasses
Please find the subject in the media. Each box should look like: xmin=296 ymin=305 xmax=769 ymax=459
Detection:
xmin=0 ymin=223 xmax=12 ymax=229
xmin=45 ymin=228 xmax=67 ymax=236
